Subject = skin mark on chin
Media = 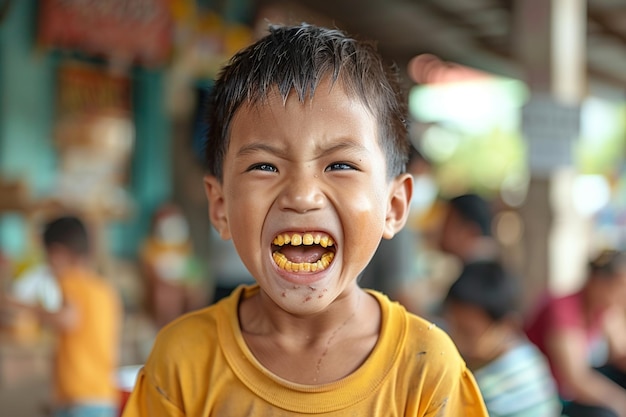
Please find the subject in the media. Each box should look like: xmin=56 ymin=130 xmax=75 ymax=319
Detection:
xmin=278 ymin=285 xmax=329 ymax=303
xmin=301 ymin=287 xmax=328 ymax=303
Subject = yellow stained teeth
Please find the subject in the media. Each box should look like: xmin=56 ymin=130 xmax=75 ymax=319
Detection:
xmin=276 ymin=253 xmax=287 ymax=269
xmin=273 ymin=233 xmax=335 ymax=248
xmin=272 ymin=252 xmax=335 ymax=273
xmin=321 ymin=253 xmax=332 ymax=267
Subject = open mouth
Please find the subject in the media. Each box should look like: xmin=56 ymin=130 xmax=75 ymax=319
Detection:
xmin=272 ymin=232 xmax=336 ymax=273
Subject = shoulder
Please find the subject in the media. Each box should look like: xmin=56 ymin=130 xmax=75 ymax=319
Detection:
xmin=475 ymin=343 xmax=561 ymax=415
xmin=530 ymin=291 xmax=583 ymax=324
xmin=405 ymin=314 xmax=467 ymax=374
xmin=553 ymin=291 xmax=583 ymax=308
xmin=476 ymin=342 xmax=553 ymax=383
xmin=146 ymin=287 xmax=246 ymax=364
xmin=397 ymin=313 xmax=486 ymax=415
xmin=139 ymin=299 xmax=230 ymax=403
xmin=548 ymin=291 xmax=585 ymax=325
xmin=61 ymin=269 xmax=113 ymax=296
xmin=152 ymin=303 xmax=225 ymax=357
xmin=371 ymin=290 xmax=467 ymax=374
xmin=137 ymin=286 xmax=254 ymax=411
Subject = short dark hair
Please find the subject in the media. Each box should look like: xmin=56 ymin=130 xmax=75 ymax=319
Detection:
xmin=444 ymin=261 xmax=520 ymax=321
xmin=448 ymin=193 xmax=492 ymax=236
xmin=589 ymin=249 xmax=626 ymax=277
xmin=204 ymin=23 xmax=409 ymax=181
xmin=42 ymin=215 xmax=90 ymax=256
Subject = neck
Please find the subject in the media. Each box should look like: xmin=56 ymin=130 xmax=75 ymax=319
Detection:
xmin=243 ymin=286 xmax=367 ymax=342
xmin=239 ymin=285 xmax=381 ymax=384
xmin=468 ymin=329 xmax=522 ymax=372
xmin=53 ymin=259 xmax=90 ymax=279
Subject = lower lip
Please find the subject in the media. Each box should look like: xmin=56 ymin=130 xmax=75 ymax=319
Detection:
xmin=272 ymin=262 xmax=333 ymax=286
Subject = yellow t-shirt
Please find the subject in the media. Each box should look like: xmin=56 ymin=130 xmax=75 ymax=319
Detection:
xmin=123 ymin=285 xmax=487 ymax=416
xmin=55 ymin=268 xmax=121 ymax=405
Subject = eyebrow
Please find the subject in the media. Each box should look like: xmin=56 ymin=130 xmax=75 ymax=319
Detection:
xmin=236 ymin=142 xmax=282 ymax=158
xmin=235 ymin=139 xmax=369 ymax=159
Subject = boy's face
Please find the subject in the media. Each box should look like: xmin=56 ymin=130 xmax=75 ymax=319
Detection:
xmin=437 ymin=207 xmax=475 ymax=256
xmin=204 ymin=79 xmax=411 ymax=315
xmin=596 ymin=268 xmax=626 ymax=308
xmin=45 ymin=244 xmax=73 ymax=278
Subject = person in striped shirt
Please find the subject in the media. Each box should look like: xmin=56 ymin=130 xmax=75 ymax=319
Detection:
xmin=443 ymin=260 xmax=562 ymax=417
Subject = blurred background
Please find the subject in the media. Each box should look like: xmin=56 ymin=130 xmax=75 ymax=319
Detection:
xmin=1 ymin=0 xmax=626 ymax=415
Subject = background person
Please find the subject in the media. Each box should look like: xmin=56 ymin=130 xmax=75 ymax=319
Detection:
xmin=525 ymin=249 xmax=626 ymax=417
xmin=2 ymin=215 xmax=122 ymax=417
xmin=437 ymin=193 xmax=499 ymax=268
xmin=139 ymin=202 xmax=206 ymax=328
xmin=443 ymin=260 xmax=562 ymax=417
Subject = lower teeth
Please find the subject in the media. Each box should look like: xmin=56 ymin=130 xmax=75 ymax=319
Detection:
xmin=272 ymin=252 xmax=334 ymax=272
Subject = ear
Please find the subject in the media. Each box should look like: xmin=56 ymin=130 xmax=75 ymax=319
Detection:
xmin=203 ymin=175 xmax=231 ymax=240
xmin=382 ymin=173 xmax=413 ymax=239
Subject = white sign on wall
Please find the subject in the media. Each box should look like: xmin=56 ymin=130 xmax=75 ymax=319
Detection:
xmin=521 ymin=93 xmax=580 ymax=177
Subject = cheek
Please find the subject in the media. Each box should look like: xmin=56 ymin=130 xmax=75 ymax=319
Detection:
xmin=610 ymin=282 xmax=626 ymax=305
xmin=223 ymin=184 xmax=268 ymax=260
xmin=341 ymin=189 xmax=387 ymax=263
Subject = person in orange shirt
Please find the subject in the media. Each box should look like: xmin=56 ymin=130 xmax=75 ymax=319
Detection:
xmin=122 ymin=23 xmax=488 ymax=416
xmin=3 ymin=215 xmax=122 ymax=417
xmin=139 ymin=203 xmax=206 ymax=328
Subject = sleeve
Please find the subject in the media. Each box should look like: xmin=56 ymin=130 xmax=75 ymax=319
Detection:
xmin=413 ymin=325 xmax=489 ymax=417
xmin=121 ymin=367 xmax=185 ymax=417
xmin=423 ymin=364 xmax=489 ymax=417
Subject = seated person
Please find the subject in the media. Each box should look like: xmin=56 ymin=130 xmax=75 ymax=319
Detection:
xmin=525 ymin=249 xmax=626 ymax=417
xmin=443 ymin=260 xmax=562 ymax=417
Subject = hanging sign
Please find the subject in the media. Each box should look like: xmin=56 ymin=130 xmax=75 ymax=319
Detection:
xmin=56 ymin=61 xmax=131 ymax=119
xmin=38 ymin=0 xmax=173 ymax=66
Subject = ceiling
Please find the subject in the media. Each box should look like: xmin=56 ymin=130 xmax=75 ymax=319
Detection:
xmin=259 ymin=0 xmax=626 ymax=92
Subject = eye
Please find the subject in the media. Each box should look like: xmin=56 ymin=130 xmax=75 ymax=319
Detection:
xmin=325 ymin=162 xmax=357 ymax=172
xmin=248 ymin=163 xmax=278 ymax=173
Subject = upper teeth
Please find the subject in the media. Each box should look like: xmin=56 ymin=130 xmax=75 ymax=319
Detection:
xmin=273 ymin=233 xmax=334 ymax=248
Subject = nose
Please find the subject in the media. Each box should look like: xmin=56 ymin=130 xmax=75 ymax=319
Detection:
xmin=277 ymin=172 xmax=325 ymax=213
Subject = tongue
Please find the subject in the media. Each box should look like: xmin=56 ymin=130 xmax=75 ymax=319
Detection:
xmin=279 ymin=245 xmax=328 ymax=263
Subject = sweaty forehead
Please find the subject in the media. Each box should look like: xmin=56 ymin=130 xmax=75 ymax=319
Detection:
xmin=231 ymin=81 xmax=374 ymax=127
xmin=242 ymin=75 xmax=374 ymax=112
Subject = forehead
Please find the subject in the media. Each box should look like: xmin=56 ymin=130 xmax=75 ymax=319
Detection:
xmin=241 ymin=78 xmax=371 ymax=114
xmin=228 ymin=80 xmax=378 ymax=142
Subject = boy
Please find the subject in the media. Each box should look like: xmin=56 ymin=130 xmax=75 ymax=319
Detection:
xmin=443 ymin=260 xmax=562 ymax=416
xmin=122 ymin=23 xmax=488 ymax=416
xmin=3 ymin=215 xmax=122 ymax=417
